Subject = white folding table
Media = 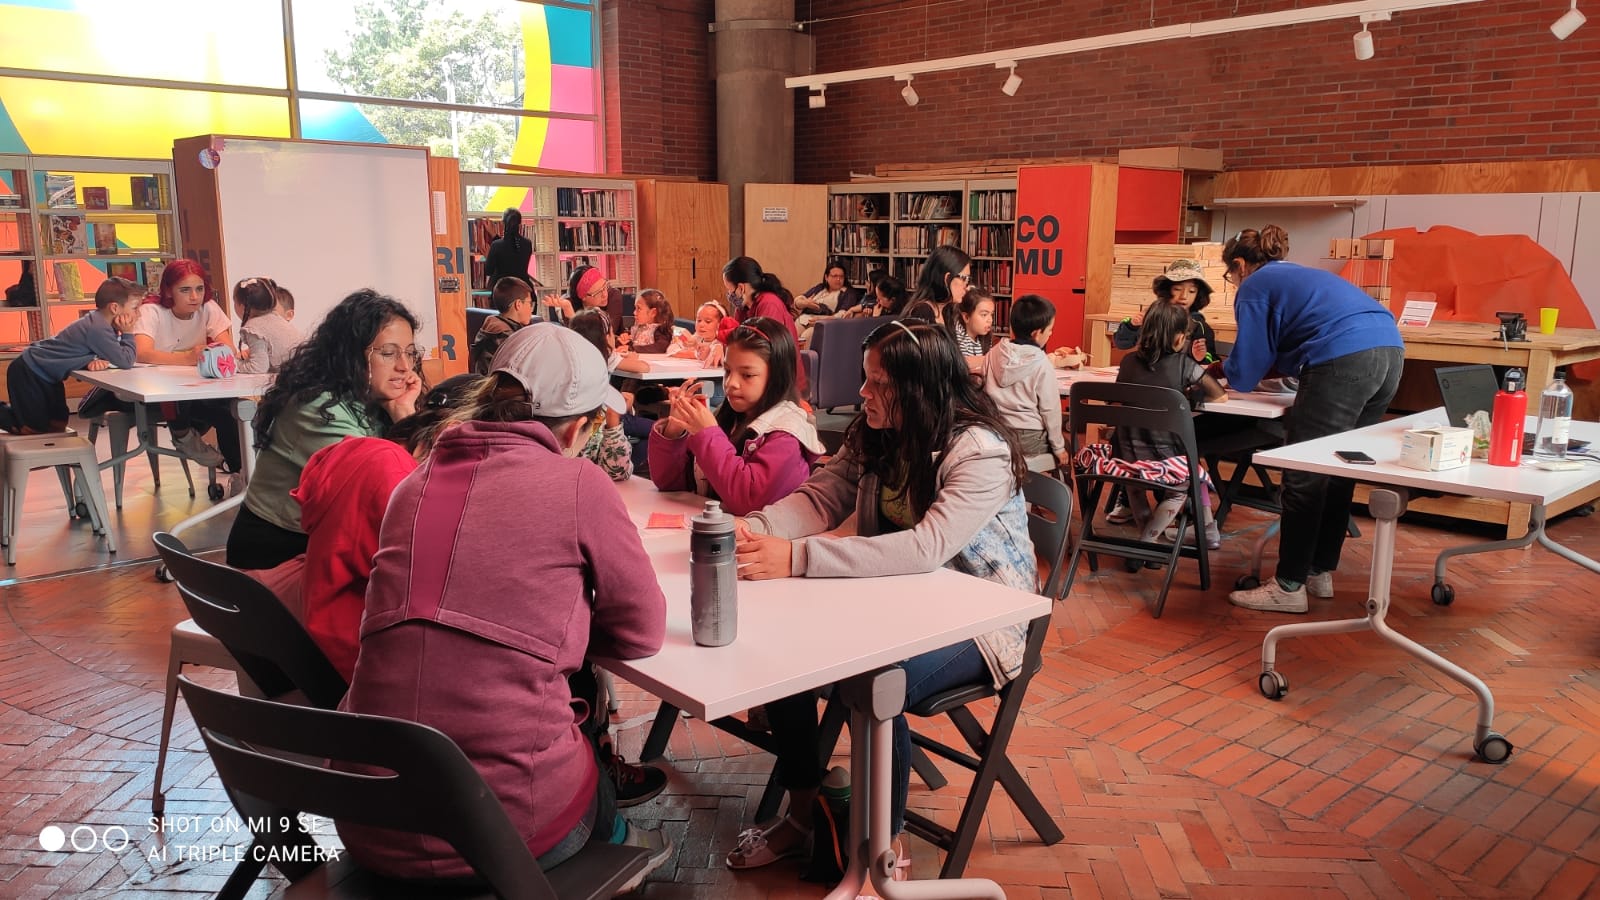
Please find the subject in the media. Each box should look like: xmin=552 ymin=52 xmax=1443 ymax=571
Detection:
xmin=592 ymin=479 xmax=1050 ymax=900
xmin=634 ymin=353 xmax=724 ymax=383
xmin=1055 ymin=367 xmax=1294 ymax=419
xmin=71 ymin=366 xmax=272 ymax=540
xmin=1250 ymin=408 xmax=1600 ymax=765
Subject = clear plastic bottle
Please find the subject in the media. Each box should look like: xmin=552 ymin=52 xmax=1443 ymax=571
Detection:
xmin=1533 ymin=371 xmax=1574 ymax=458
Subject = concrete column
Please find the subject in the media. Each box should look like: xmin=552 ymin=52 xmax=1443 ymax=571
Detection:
xmin=712 ymin=0 xmax=797 ymax=257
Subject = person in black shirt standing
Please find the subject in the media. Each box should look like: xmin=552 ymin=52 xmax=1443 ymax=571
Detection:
xmin=483 ymin=207 xmax=534 ymax=290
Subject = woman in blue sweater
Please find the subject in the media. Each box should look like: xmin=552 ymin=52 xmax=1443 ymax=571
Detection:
xmin=1222 ymin=226 xmax=1403 ymax=614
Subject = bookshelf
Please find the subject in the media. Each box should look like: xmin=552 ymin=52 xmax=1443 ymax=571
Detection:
xmin=461 ymin=173 xmax=638 ymax=308
xmin=827 ymin=178 xmax=1018 ymax=330
xmin=0 ymin=156 xmax=177 ymax=350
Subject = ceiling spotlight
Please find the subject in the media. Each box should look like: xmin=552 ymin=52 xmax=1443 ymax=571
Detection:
xmin=1552 ymin=0 xmax=1586 ymax=38
xmin=896 ymin=74 xmax=919 ymax=107
xmin=1353 ymin=11 xmax=1390 ymax=61
xmin=808 ymin=86 xmax=826 ymax=109
xmin=998 ymin=61 xmax=1022 ymax=97
xmin=1353 ymin=26 xmax=1375 ymax=59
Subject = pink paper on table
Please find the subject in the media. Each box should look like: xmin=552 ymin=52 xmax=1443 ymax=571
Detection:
xmin=646 ymin=513 xmax=686 ymax=529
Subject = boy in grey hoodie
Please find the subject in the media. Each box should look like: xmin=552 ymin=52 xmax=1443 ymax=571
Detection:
xmin=4 ymin=277 xmax=138 ymax=433
xmin=981 ymin=294 xmax=1067 ymax=469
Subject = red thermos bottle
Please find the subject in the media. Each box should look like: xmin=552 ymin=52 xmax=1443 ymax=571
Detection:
xmin=1488 ymin=368 xmax=1527 ymax=467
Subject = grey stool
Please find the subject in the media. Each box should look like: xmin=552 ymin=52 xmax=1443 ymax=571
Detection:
xmin=2 ymin=435 xmax=116 ymax=565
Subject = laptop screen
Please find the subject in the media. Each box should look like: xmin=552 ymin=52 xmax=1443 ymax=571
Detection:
xmin=1435 ymin=364 xmax=1589 ymax=453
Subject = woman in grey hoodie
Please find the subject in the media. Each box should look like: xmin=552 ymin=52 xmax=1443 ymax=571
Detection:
xmin=725 ymin=320 xmax=1036 ymax=872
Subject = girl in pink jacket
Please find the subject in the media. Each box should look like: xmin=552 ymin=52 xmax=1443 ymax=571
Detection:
xmin=648 ymin=317 xmax=823 ymax=515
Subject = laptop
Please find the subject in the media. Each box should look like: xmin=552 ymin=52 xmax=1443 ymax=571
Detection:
xmin=1433 ymin=364 xmax=1589 ymax=453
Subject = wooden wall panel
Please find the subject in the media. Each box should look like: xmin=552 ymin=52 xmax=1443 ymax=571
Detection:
xmin=1215 ymin=160 xmax=1600 ymax=199
xmin=742 ymin=184 xmax=826 ymax=296
xmin=427 ymin=156 xmax=466 ymax=379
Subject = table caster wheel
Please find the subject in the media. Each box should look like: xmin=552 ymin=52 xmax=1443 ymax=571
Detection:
xmin=1259 ymin=670 xmax=1288 ymax=701
xmin=73 ymin=501 xmax=90 ymax=519
xmin=207 ymin=482 xmax=225 ymax=501
xmin=155 ymin=565 xmax=175 ymax=583
xmin=1475 ymin=733 xmax=1513 ymax=764
xmin=1235 ymin=574 xmax=1261 ymax=591
xmin=1123 ymin=558 xmax=1142 ymax=573
xmin=1431 ymin=582 xmax=1455 ymax=606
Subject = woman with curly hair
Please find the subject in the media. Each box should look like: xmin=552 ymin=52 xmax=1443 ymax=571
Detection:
xmin=225 ymin=289 xmax=424 ymax=570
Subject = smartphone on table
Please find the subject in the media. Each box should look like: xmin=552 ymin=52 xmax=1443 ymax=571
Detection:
xmin=1334 ymin=450 xmax=1376 ymax=465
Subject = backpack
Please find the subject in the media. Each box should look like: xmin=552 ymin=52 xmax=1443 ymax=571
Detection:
xmin=470 ymin=317 xmax=522 ymax=375
xmin=799 ymin=780 xmax=850 ymax=884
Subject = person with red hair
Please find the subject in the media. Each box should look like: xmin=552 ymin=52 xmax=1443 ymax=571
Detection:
xmin=129 ymin=259 xmax=239 ymax=470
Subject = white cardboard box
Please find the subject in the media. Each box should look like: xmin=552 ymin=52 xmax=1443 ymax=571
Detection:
xmin=1400 ymin=426 xmax=1473 ymax=471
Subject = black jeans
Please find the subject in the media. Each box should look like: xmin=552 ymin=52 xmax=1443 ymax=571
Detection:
xmin=1277 ymin=346 xmax=1404 ymax=584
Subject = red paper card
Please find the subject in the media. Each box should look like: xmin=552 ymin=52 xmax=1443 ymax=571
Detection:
xmin=646 ymin=513 xmax=685 ymax=529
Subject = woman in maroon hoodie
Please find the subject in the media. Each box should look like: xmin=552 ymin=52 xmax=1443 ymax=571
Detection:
xmin=338 ymin=323 xmax=671 ymax=887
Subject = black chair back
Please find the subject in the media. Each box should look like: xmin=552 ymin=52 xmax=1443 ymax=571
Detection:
xmin=1023 ymin=471 xmax=1074 ymax=600
xmin=177 ymin=676 xmax=645 ymax=900
xmin=465 ymin=307 xmax=496 ymax=345
xmin=1063 ymin=382 xmax=1211 ymax=616
xmin=153 ymin=532 xmax=346 ymax=708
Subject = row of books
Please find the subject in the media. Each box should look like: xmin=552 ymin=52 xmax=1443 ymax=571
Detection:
xmin=833 ymin=257 xmax=885 ymax=284
xmin=829 ymin=192 xmax=888 ymax=222
xmin=896 ymin=192 xmax=961 ymax=221
xmin=46 ymin=216 xmax=124 ymax=254
xmin=970 ymin=259 xmax=1015 ymax=294
xmin=968 ymin=190 xmax=1016 ymax=221
xmin=560 ymin=255 xmax=637 ymax=288
xmin=828 ymin=224 xmax=885 ymax=254
xmin=968 ymin=225 xmax=1014 ymax=258
xmin=894 ymin=225 xmax=961 ymax=255
xmin=40 ymin=174 xmax=161 ymax=210
xmin=469 ymin=217 xmax=556 ymax=256
xmin=559 ymin=222 xmax=633 ymax=253
xmin=556 ymin=188 xmax=631 ymax=219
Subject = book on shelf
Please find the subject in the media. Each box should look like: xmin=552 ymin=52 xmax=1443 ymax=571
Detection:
xmin=829 ymin=193 xmax=886 ymax=221
xmin=896 ymin=192 xmax=959 ymax=221
xmin=558 ymin=221 xmax=632 ymax=253
xmin=145 ymin=259 xmax=165 ymax=293
xmin=556 ymin=187 xmax=626 ymax=218
xmin=972 ymin=260 xmax=1014 ymax=294
xmin=129 ymin=176 xmax=160 ymax=210
xmin=45 ymin=174 xmax=75 ymax=208
xmin=48 ymin=215 xmax=85 ymax=254
xmin=54 ymin=262 xmax=82 ymax=302
xmin=967 ymin=225 xmax=1014 ymax=258
xmin=0 ymin=194 xmax=20 ymax=209
xmin=828 ymin=223 xmax=885 ymax=254
xmin=106 ymin=261 xmax=140 ymax=282
xmin=94 ymin=222 xmax=118 ymax=254
xmin=82 ymin=187 xmax=109 ymax=210
xmin=893 ymin=224 xmax=960 ymax=255
xmin=968 ymin=190 xmax=1016 ymax=221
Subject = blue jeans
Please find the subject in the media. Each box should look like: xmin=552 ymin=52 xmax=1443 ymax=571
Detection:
xmin=1277 ymin=346 xmax=1403 ymax=583
xmin=892 ymin=640 xmax=987 ymax=836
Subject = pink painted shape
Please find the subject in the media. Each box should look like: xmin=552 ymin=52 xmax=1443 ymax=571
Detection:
xmin=549 ymin=65 xmax=595 ymax=115
xmin=539 ymin=118 xmax=598 ymax=173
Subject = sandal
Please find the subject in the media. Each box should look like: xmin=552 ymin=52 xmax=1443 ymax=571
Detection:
xmin=726 ymin=815 xmax=810 ymax=869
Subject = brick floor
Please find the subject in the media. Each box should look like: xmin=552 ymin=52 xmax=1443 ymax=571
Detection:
xmin=2 ymin=502 xmax=1598 ymax=898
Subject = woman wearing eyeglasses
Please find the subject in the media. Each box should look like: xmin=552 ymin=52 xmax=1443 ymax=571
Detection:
xmin=904 ymin=244 xmax=972 ymax=334
xmin=1221 ymin=225 xmax=1403 ymax=615
xmin=225 ymin=288 xmax=426 ymax=571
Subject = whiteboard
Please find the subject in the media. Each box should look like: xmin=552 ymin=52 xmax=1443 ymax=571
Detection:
xmin=213 ymin=139 xmax=438 ymax=351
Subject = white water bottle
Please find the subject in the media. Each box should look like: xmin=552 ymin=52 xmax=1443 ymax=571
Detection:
xmin=1533 ymin=371 xmax=1573 ymax=458
xmin=689 ymin=501 xmax=737 ymax=647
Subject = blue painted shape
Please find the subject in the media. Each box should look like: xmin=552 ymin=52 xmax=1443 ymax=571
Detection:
xmin=0 ymin=0 xmax=78 ymax=10
xmin=299 ymin=99 xmax=387 ymax=144
xmin=546 ymin=7 xmax=594 ymax=69
xmin=0 ymin=97 xmax=28 ymax=154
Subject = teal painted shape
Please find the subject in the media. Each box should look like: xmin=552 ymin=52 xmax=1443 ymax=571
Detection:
xmin=546 ymin=7 xmax=594 ymax=69
xmin=299 ymin=100 xmax=387 ymax=144
xmin=0 ymin=97 xmax=29 ymax=154
xmin=0 ymin=1 xmax=78 ymax=9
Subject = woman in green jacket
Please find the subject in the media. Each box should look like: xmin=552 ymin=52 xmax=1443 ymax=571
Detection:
xmin=225 ymin=289 xmax=424 ymax=570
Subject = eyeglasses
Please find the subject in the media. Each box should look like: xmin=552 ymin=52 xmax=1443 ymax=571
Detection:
xmin=953 ymin=271 xmax=971 ymax=282
xmin=368 ymin=343 xmax=426 ymax=366
xmin=585 ymin=280 xmax=608 ymax=298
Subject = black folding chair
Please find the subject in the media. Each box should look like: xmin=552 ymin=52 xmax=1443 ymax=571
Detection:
xmin=177 ymin=676 xmax=650 ymax=900
xmin=1062 ymin=382 xmax=1211 ymax=618
xmin=1024 ymin=469 xmax=1075 ymax=600
xmin=153 ymin=532 xmax=347 ymax=709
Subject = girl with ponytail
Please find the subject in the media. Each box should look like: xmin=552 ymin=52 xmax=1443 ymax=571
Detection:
xmin=483 ymin=207 xmax=534 ymax=290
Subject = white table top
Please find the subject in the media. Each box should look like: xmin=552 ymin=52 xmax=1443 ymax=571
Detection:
xmin=72 ymin=365 xmax=274 ymax=403
xmin=1056 ymin=367 xmax=1293 ymax=419
xmin=591 ymin=480 xmax=1051 ymax=721
xmin=634 ymin=354 xmax=724 ymax=382
xmin=1254 ymin=408 xmax=1600 ymax=506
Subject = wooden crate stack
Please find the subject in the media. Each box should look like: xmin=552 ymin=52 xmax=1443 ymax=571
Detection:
xmin=1330 ymin=238 xmax=1394 ymax=303
xmin=1109 ymin=242 xmax=1235 ymax=319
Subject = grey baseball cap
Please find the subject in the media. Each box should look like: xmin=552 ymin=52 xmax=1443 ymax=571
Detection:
xmin=490 ymin=322 xmax=626 ymax=416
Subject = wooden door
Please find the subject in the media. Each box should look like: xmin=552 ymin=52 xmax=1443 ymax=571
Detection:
xmin=743 ymin=183 xmax=826 ymax=296
xmin=638 ymin=181 xmax=729 ymax=320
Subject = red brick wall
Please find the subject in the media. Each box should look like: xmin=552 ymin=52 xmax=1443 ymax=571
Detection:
xmin=603 ymin=0 xmax=717 ymax=179
xmin=793 ymin=0 xmax=1599 ymax=182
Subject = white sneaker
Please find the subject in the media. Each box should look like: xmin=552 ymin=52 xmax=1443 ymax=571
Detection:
xmin=1229 ymin=581 xmax=1309 ymax=614
xmin=1306 ymin=571 xmax=1334 ymax=599
xmin=172 ymin=430 xmax=224 ymax=468
xmin=617 ymin=823 xmax=673 ymax=893
xmin=1107 ymin=500 xmax=1134 ymax=525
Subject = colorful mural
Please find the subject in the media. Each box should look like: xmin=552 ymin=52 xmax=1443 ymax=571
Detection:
xmin=0 ymin=0 xmax=599 ymax=172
